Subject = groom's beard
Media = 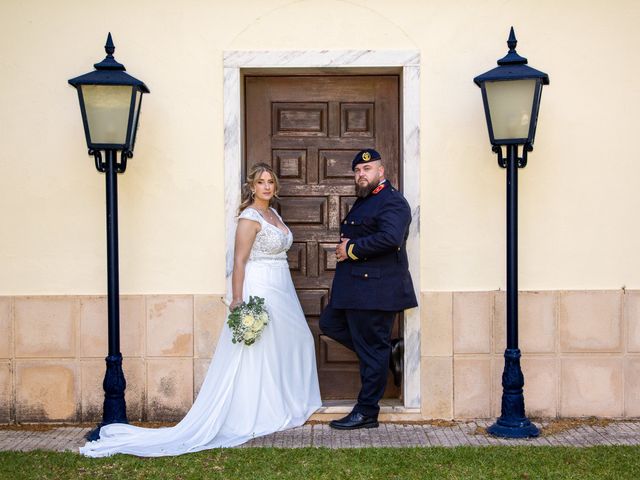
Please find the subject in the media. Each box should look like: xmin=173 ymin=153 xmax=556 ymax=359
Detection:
xmin=355 ymin=173 xmax=382 ymax=198
xmin=356 ymin=182 xmax=377 ymax=198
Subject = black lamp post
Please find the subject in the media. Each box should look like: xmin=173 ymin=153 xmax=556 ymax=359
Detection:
xmin=69 ymin=33 xmax=149 ymax=440
xmin=474 ymin=27 xmax=549 ymax=438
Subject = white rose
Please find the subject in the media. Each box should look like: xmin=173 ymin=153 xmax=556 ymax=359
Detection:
xmin=244 ymin=331 xmax=256 ymax=341
xmin=258 ymin=312 xmax=269 ymax=324
xmin=251 ymin=319 xmax=263 ymax=332
xmin=242 ymin=314 xmax=255 ymax=327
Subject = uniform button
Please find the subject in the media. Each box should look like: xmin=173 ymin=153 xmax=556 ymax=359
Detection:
xmin=351 ymin=221 xmax=355 ymax=225
xmin=343 ymin=221 xmax=347 ymax=224
xmin=398 ymin=247 xmax=401 ymax=251
xmin=364 ymin=273 xmax=368 ymax=278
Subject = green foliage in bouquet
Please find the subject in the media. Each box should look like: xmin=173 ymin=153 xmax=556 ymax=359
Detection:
xmin=227 ymin=296 xmax=270 ymax=346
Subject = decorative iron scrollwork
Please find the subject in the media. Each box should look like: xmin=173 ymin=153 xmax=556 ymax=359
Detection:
xmin=116 ymin=150 xmax=133 ymax=173
xmin=492 ymin=144 xmax=533 ymax=169
xmin=492 ymin=145 xmax=506 ymax=168
xmin=90 ymin=149 xmax=107 ymax=173
xmin=88 ymin=149 xmax=133 ymax=173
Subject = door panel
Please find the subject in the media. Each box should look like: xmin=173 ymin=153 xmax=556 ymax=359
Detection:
xmin=245 ymin=75 xmax=401 ymax=399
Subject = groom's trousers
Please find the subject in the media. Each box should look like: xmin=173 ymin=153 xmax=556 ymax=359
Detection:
xmin=319 ymin=306 xmax=395 ymax=418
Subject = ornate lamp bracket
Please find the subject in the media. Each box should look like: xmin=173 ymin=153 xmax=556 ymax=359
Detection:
xmin=117 ymin=150 xmax=133 ymax=174
xmin=492 ymin=145 xmax=506 ymax=168
xmin=90 ymin=149 xmax=107 ymax=173
xmin=492 ymin=143 xmax=533 ymax=169
xmin=89 ymin=149 xmax=132 ymax=173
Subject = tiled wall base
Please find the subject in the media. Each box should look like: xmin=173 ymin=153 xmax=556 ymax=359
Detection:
xmin=1 ymin=290 xmax=639 ymax=422
xmin=421 ymin=290 xmax=640 ymax=420
xmin=0 ymin=295 xmax=226 ymax=423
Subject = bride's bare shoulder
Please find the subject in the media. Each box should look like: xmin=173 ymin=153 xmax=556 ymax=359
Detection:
xmin=237 ymin=208 xmax=262 ymax=231
xmin=239 ymin=208 xmax=261 ymax=220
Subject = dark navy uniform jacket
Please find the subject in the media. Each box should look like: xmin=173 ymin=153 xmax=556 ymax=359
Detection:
xmin=330 ymin=181 xmax=418 ymax=312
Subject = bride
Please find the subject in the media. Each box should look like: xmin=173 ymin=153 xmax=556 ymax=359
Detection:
xmin=80 ymin=163 xmax=322 ymax=457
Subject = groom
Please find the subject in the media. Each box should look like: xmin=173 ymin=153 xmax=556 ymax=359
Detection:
xmin=320 ymin=149 xmax=418 ymax=430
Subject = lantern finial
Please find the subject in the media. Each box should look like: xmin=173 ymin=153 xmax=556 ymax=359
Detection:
xmin=498 ymin=27 xmax=528 ymax=66
xmin=94 ymin=33 xmax=125 ymax=71
xmin=507 ymin=27 xmax=517 ymax=51
xmin=105 ymin=33 xmax=115 ymax=56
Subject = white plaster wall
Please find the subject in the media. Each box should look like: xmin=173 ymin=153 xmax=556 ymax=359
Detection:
xmin=1 ymin=0 xmax=639 ymax=294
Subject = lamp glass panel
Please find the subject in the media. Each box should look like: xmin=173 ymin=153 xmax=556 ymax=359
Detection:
xmin=127 ymin=89 xmax=142 ymax=148
xmin=81 ymin=85 xmax=133 ymax=145
xmin=485 ymin=79 xmax=536 ymax=141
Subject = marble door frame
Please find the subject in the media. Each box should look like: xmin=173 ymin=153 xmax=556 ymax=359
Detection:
xmin=223 ymin=50 xmax=421 ymax=411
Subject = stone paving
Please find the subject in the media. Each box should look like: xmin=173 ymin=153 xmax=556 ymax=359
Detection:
xmin=1 ymin=420 xmax=640 ymax=453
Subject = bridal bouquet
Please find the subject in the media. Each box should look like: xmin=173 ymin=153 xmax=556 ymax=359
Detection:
xmin=227 ymin=296 xmax=270 ymax=346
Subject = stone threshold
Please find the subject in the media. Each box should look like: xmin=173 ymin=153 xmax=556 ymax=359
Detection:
xmin=311 ymin=399 xmax=422 ymax=421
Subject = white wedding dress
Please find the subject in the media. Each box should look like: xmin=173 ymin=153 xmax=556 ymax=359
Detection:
xmin=80 ymin=207 xmax=322 ymax=457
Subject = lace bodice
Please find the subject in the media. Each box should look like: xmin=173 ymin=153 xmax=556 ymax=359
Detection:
xmin=238 ymin=208 xmax=293 ymax=264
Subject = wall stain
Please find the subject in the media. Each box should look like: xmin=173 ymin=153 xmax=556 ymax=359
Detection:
xmin=162 ymin=333 xmax=192 ymax=356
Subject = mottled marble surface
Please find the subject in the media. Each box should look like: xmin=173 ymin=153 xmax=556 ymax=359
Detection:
xmin=223 ymin=50 xmax=419 ymax=68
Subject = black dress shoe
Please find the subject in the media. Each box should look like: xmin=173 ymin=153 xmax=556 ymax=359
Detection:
xmin=329 ymin=411 xmax=379 ymax=430
xmin=389 ymin=338 xmax=404 ymax=387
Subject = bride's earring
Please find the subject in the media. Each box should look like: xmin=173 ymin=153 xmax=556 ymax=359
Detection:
xmin=251 ymin=190 xmax=255 ymax=199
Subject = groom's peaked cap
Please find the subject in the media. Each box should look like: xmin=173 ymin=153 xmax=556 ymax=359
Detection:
xmin=352 ymin=149 xmax=381 ymax=171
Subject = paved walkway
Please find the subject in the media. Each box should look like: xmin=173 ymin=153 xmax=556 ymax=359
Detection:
xmin=2 ymin=420 xmax=640 ymax=452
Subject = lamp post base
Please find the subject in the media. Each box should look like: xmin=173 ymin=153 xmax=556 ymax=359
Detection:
xmin=487 ymin=417 xmax=540 ymax=439
xmin=488 ymin=348 xmax=539 ymax=438
xmin=86 ymin=353 xmax=128 ymax=441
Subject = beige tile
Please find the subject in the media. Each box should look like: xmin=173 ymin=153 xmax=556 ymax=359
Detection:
xmin=420 ymin=356 xmax=452 ymax=419
xmin=626 ymin=291 xmax=640 ymax=353
xmin=79 ymin=298 xmax=106 ymax=358
xmin=522 ymin=357 xmax=558 ymax=418
xmin=490 ymin=357 xmax=502 ymax=418
xmin=492 ymin=356 xmax=557 ymax=418
xmin=15 ymin=297 xmax=79 ymax=358
xmin=15 ymin=361 xmax=78 ymax=422
xmin=0 ymin=362 xmax=11 ymax=423
xmin=80 ymin=359 xmax=103 ymax=422
xmin=80 ymin=357 xmax=145 ymax=422
xmin=453 ymin=357 xmax=491 ymax=419
xmin=494 ymin=292 xmax=557 ymax=354
xmin=560 ymin=357 xmax=623 ymax=417
xmin=625 ymin=357 xmax=640 ymax=417
xmin=147 ymin=358 xmax=193 ymax=421
xmin=80 ymin=296 xmax=145 ymax=358
xmin=122 ymin=358 xmax=146 ymax=422
xmin=421 ymin=292 xmax=453 ymax=356
xmin=453 ymin=292 xmax=492 ymax=354
xmin=559 ymin=291 xmax=622 ymax=353
xmin=0 ymin=298 xmax=12 ymax=358
xmin=121 ymin=297 xmax=146 ymax=357
xmin=147 ymin=296 xmax=194 ymax=357
xmin=194 ymin=358 xmax=212 ymax=398
xmin=194 ymin=295 xmax=226 ymax=358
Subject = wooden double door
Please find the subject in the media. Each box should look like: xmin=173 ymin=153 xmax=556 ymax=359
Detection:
xmin=245 ymin=75 xmax=401 ymax=399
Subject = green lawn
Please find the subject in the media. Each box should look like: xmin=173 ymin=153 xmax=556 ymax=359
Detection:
xmin=1 ymin=446 xmax=639 ymax=480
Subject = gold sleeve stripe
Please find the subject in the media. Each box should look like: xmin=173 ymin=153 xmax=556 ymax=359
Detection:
xmin=347 ymin=243 xmax=359 ymax=260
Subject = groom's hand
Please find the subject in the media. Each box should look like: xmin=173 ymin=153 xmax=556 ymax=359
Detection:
xmin=336 ymin=238 xmax=350 ymax=262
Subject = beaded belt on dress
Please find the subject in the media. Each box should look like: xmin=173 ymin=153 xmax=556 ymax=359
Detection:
xmin=249 ymin=256 xmax=288 ymax=266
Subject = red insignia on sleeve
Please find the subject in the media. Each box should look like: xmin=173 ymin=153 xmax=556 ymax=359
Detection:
xmin=372 ymin=183 xmax=386 ymax=195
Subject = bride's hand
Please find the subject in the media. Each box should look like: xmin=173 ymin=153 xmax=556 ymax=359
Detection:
xmin=230 ymin=299 xmax=244 ymax=310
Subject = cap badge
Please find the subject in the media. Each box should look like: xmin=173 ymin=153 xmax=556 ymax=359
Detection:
xmin=362 ymin=152 xmax=371 ymax=161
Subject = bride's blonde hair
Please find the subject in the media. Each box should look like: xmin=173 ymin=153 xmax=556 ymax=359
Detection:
xmin=238 ymin=163 xmax=280 ymax=214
